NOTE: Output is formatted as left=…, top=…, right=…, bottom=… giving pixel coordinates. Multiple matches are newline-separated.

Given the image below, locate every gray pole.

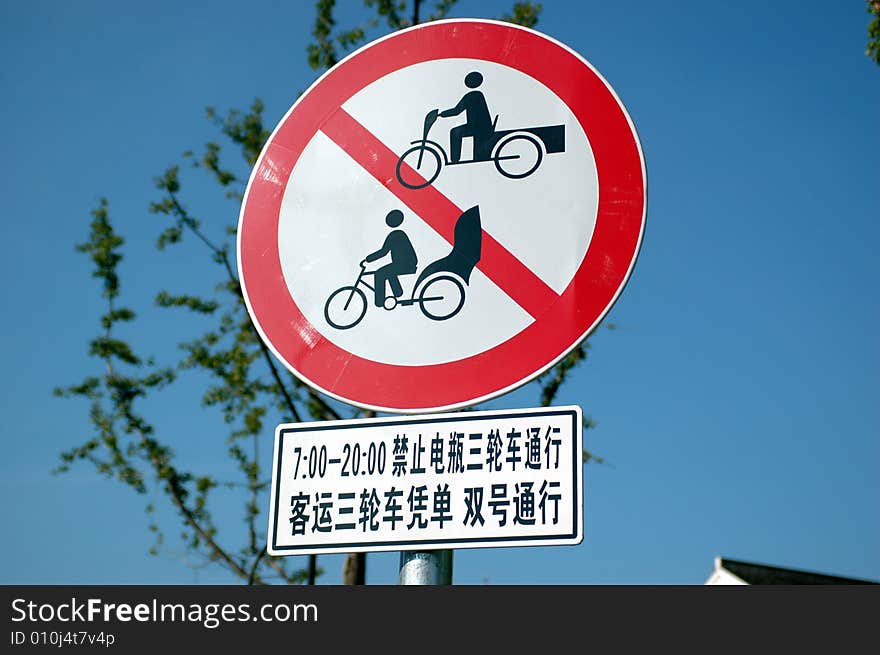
left=399, top=550, right=453, bottom=585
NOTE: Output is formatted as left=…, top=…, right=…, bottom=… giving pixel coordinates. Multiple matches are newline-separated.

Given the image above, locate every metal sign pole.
left=399, top=550, right=453, bottom=585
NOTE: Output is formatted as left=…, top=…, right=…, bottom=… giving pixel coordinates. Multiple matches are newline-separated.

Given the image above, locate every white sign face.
left=277, top=59, right=598, bottom=368
left=267, top=406, right=583, bottom=555
left=238, top=19, right=646, bottom=413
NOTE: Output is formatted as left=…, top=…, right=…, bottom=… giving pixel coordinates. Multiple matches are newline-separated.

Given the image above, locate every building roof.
left=706, top=556, right=879, bottom=585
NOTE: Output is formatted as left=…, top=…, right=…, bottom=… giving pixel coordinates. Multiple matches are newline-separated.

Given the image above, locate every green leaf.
left=501, top=1, right=542, bottom=28
left=155, top=291, right=219, bottom=314
left=868, top=0, right=880, bottom=65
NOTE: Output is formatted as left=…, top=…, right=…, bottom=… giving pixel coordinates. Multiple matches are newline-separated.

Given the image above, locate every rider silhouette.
left=362, top=209, right=418, bottom=308
left=440, top=71, right=493, bottom=163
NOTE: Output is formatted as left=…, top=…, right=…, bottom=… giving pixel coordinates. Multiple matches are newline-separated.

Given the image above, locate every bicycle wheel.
left=397, top=144, right=442, bottom=189
left=494, top=133, right=543, bottom=179
left=324, top=286, right=368, bottom=330
left=418, top=274, right=465, bottom=321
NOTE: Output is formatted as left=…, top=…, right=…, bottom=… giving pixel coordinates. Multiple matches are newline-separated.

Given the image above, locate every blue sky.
left=1, top=0, right=877, bottom=585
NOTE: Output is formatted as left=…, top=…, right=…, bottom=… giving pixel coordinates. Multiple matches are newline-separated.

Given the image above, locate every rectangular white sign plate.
left=267, top=405, right=583, bottom=555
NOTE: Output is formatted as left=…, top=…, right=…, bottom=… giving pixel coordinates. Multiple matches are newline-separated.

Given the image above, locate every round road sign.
left=238, top=19, right=646, bottom=413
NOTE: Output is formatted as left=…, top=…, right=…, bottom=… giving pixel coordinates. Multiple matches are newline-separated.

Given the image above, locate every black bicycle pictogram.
left=324, top=206, right=483, bottom=330
left=395, top=71, right=566, bottom=190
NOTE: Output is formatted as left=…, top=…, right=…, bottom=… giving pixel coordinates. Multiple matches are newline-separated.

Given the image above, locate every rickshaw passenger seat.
left=414, top=206, right=483, bottom=288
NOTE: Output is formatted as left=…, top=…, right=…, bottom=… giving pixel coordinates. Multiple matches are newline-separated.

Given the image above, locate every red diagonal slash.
left=320, top=107, right=559, bottom=321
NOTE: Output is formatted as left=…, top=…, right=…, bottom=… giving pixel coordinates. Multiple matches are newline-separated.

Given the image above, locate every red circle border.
left=239, top=20, right=645, bottom=412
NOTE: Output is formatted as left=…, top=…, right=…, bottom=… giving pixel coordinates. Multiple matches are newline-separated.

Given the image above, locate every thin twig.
left=247, top=546, right=268, bottom=585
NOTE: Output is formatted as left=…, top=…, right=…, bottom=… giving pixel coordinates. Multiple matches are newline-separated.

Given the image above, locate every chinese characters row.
left=288, top=480, right=564, bottom=536
left=289, top=425, right=564, bottom=481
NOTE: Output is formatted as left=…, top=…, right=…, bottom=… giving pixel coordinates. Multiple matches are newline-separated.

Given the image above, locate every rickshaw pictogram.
left=395, top=71, right=566, bottom=190
left=324, top=206, right=483, bottom=330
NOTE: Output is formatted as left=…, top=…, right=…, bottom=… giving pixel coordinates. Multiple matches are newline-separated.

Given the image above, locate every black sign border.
left=270, top=407, right=581, bottom=553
